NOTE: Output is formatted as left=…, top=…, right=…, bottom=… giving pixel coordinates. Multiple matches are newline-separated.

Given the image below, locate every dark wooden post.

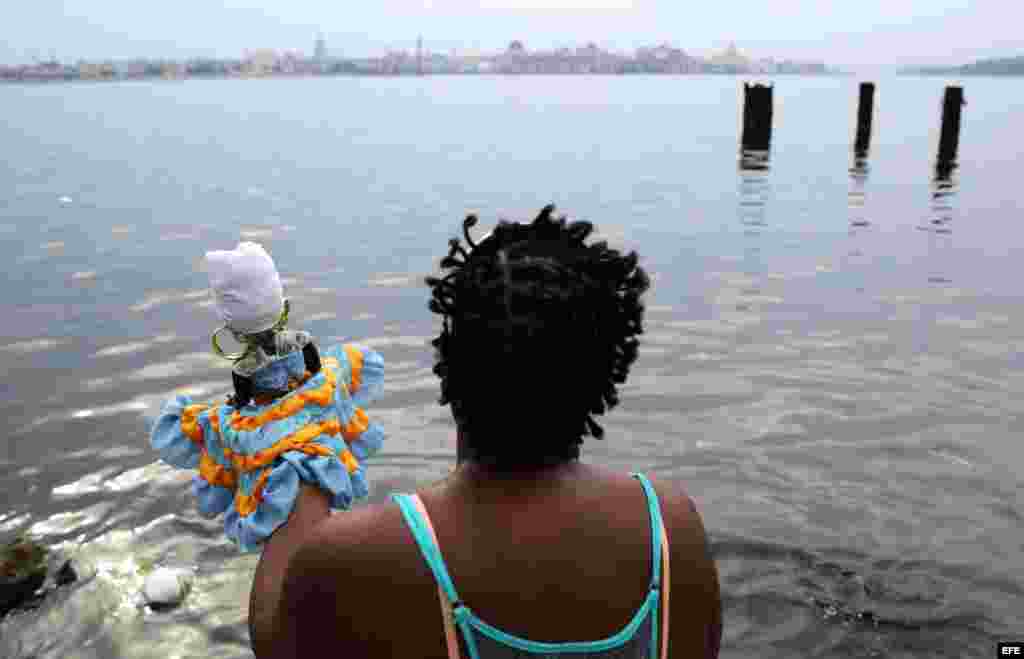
left=937, top=86, right=965, bottom=166
left=854, top=82, right=875, bottom=156
left=741, top=83, right=773, bottom=151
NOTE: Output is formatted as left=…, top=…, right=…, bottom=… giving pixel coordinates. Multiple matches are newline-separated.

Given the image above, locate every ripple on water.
left=357, top=335, right=432, bottom=350
left=302, top=311, right=337, bottom=323
left=92, top=342, right=155, bottom=359
left=159, top=231, right=200, bottom=241
left=239, top=227, right=274, bottom=240
left=82, top=352, right=219, bottom=391
left=0, top=338, right=70, bottom=354
left=367, top=274, right=416, bottom=287
left=713, top=535, right=1005, bottom=657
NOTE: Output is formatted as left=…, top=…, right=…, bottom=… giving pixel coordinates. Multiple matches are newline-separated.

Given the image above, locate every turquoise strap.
left=394, top=478, right=667, bottom=658
left=391, top=493, right=463, bottom=606
left=631, top=473, right=664, bottom=590
left=453, top=607, right=482, bottom=659
left=633, top=473, right=667, bottom=659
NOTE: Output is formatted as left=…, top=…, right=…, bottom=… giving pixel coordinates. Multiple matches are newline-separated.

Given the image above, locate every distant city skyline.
left=2, top=2, right=1022, bottom=72
left=3, top=38, right=827, bottom=65
left=1, top=40, right=835, bottom=83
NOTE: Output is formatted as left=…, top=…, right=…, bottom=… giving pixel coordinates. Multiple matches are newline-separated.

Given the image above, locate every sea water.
left=1, top=75, right=1022, bottom=658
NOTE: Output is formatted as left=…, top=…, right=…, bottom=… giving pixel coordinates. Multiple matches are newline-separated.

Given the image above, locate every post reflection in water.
left=922, top=156, right=958, bottom=285
left=921, top=86, right=964, bottom=284
left=736, top=148, right=770, bottom=311
left=848, top=151, right=870, bottom=230
left=738, top=150, right=770, bottom=232
left=843, top=148, right=872, bottom=293
left=929, top=157, right=957, bottom=235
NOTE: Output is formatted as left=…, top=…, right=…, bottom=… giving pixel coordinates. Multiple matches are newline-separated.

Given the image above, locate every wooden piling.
left=741, top=83, right=773, bottom=151
left=937, top=86, right=965, bottom=166
left=854, top=82, right=875, bottom=156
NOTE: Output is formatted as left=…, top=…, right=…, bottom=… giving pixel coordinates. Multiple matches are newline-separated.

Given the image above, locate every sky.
left=4, top=1, right=1022, bottom=70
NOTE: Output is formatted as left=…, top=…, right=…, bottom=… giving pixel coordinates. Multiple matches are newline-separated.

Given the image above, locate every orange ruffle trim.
left=229, top=357, right=342, bottom=431
left=343, top=344, right=363, bottom=393
left=199, top=452, right=238, bottom=489
left=180, top=404, right=209, bottom=449
left=182, top=352, right=368, bottom=517
left=232, top=432, right=362, bottom=517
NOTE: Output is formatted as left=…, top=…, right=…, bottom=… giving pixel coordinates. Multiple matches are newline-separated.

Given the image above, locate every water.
left=1, top=75, right=1022, bottom=658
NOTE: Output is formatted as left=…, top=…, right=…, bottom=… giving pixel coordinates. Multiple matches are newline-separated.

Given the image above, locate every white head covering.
left=205, top=242, right=284, bottom=334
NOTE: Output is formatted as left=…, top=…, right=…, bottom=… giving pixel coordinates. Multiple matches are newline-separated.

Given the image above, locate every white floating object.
left=59, top=196, right=73, bottom=205
left=142, top=567, right=192, bottom=607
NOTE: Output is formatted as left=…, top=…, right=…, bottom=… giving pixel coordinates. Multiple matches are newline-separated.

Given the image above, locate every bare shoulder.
left=643, top=472, right=715, bottom=575
left=300, top=497, right=422, bottom=573
left=643, top=473, right=722, bottom=658
left=644, top=473, right=703, bottom=536
left=276, top=498, right=447, bottom=658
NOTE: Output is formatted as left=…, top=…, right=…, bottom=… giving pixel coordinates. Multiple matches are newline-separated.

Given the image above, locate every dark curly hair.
left=425, top=205, right=650, bottom=467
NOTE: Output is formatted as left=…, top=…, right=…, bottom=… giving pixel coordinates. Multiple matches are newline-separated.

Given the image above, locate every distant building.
left=278, top=51, right=305, bottom=75
left=116, top=61, right=149, bottom=78
left=161, top=62, right=185, bottom=79
left=711, top=42, right=751, bottom=71
left=186, top=58, right=231, bottom=77
left=243, top=50, right=277, bottom=76
left=315, top=36, right=327, bottom=61
left=634, top=44, right=695, bottom=73
left=78, top=62, right=115, bottom=80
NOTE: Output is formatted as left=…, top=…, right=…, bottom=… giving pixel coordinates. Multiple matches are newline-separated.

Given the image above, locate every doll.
left=150, top=242, right=385, bottom=551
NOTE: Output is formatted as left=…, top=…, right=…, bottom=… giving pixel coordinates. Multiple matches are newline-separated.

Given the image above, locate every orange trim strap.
left=411, top=494, right=462, bottom=659
left=659, top=512, right=670, bottom=659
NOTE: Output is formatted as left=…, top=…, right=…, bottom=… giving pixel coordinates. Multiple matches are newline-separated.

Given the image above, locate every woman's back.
left=266, top=208, right=720, bottom=657
left=294, top=462, right=720, bottom=658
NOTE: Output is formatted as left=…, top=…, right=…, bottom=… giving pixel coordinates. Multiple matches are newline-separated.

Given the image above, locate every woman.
left=250, top=205, right=722, bottom=658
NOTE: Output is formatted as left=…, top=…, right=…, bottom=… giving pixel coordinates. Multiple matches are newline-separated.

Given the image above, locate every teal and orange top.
left=391, top=473, right=673, bottom=659
left=150, top=342, right=385, bottom=552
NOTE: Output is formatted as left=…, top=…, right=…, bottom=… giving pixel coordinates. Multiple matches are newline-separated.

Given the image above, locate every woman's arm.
left=249, top=483, right=331, bottom=656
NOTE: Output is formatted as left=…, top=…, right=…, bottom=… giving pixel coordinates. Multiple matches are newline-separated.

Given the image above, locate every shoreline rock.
left=0, top=570, right=46, bottom=617
left=0, top=536, right=49, bottom=618
left=0, top=537, right=82, bottom=619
